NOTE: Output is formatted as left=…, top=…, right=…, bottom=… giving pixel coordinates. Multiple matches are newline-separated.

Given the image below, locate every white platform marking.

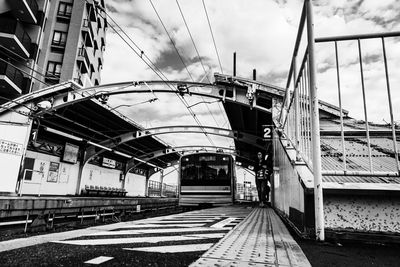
left=84, top=256, right=114, bottom=264
left=123, top=243, right=214, bottom=253
left=88, top=227, right=230, bottom=236
left=53, top=233, right=224, bottom=246
left=116, top=223, right=205, bottom=229
left=144, top=220, right=214, bottom=223
left=210, top=218, right=240, bottom=228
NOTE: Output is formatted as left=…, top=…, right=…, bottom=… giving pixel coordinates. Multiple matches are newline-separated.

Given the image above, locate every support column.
left=233, top=52, right=236, bottom=76
left=145, top=170, right=150, bottom=197
left=306, top=0, right=324, bottom=241
left=159, top=169, right=164, bottom=197
left=293, top=57, right=301, bottom=161
left=75, top=144, right=88, bottom=195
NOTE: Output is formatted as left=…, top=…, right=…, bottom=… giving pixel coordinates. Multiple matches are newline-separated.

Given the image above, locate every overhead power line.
left=148, top=0, right=194, bottom=82
left=97, top=4, right=216, bottom=146
left=0, top=57, right=49, bottom=87
left=175, top=0, right=210, bottom=84
left=175, top=0, right=226, bottom=127
left=202, top=0, right=223, bottom=74
left=150, top=0, right=225, bottom=131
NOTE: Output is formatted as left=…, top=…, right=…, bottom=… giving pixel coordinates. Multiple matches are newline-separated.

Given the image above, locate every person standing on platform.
left=254, top=151, right=272, bottom=207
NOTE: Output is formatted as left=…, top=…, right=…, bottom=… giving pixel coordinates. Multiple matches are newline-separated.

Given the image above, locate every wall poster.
left=47, top=162, right=60, bottom=182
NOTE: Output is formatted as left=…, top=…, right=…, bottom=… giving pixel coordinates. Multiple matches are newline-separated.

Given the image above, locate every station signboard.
left=102, top=157, right=116, bottom=168
left=63, top=143, right=79, bottom=164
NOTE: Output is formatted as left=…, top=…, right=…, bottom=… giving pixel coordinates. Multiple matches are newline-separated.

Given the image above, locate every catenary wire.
left=175, top=0, right=224, bottom=127
left=101, top=4, right=215, bottom=146
left=202, top=0, right=223, bottom=74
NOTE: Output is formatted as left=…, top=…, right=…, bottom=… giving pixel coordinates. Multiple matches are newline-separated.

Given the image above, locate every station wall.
left=273, top=137, right=307, bottom=232
left=125, top=173, right=146, bottom=197
left=80, top=164, right=123, bottom=192
left=324, top=195, right=400, bottom=233
left=22, top=151, right=79, bottom=195
left=21, top=152, right=147, bottom=196
left=0, top=123, right=31, bottom=194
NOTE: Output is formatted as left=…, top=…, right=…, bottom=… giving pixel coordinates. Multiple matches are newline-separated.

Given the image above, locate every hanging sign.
left=262, top=125, right=274, bottom=140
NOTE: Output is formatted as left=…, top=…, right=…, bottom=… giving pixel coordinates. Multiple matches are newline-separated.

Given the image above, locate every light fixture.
left=36, top=100, right=52, bottom=110
left=133, top=157, right=158, bottom=168
left=44, top=127, right=83, bottom=141
left=113, top=150, right=132, bottom=158
left=87, top=141, right=112, bottom=151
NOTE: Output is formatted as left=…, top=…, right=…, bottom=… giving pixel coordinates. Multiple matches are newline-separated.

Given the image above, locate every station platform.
left=0, top=204, right=310, bottom=266
left=191, top=207, right=311, bottom=267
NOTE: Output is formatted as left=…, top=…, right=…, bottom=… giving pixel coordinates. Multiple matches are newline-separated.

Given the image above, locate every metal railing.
left=0, top=61, right=24, bottom=89
left=278, top=0, right=324, bottom=241
left=315, top=32, right=400, bottom=175
left=0, top=17, right=31, bottom=54
left=279, top=0, right=320, bottom=170
left=78, top=46, right=90, bottom=71
left=279, top=0, right=400, bottom=241
left=26, top=0, right=39, bottom=19
left=148, top=180, right=178, bottom=197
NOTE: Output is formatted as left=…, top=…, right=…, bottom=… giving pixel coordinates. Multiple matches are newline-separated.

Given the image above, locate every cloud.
left=101, top=0, right=400, bottom=151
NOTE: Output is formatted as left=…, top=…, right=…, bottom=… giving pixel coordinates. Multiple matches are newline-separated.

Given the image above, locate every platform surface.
left=191, top=207, right=311, bottom=267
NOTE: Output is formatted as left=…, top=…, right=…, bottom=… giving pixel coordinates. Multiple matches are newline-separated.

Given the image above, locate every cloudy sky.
left=100, top=0, right=400, bottom=183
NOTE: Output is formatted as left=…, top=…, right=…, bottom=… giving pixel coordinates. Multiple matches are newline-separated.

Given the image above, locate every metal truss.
left=84, top=125, right=268, bottom=164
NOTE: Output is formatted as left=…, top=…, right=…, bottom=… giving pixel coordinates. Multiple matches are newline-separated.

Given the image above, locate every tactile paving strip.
left=190, top=207, right=311, bottom=267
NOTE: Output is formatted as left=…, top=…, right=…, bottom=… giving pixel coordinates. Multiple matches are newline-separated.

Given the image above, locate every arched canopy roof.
left=0, top=74, right=286, bottom=171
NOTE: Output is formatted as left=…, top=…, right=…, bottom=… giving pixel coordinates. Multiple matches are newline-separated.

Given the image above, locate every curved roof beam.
left=84, top=125, right=268, bottom=163
left=126, top=145, right=255, bottom=173
left=16, top=80, right=282, bottom=116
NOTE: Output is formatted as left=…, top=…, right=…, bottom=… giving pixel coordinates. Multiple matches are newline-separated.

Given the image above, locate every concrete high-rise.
left=0, top=0, right=107, bottom=104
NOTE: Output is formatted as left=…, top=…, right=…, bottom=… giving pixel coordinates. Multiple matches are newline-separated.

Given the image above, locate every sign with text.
left=262, top=125, right=273, bottom=140
left=0, top=139, right=23, bottom=156
left=102, top=157, right=116, bottom=168
left=47, top=162, right=60, bottom=182
left=62, top=143, right=79, bottom=164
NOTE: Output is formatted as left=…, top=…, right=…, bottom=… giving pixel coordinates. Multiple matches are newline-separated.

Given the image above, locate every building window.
left=46, top=61, right=62, bottom=77
left=57, top=2, right=73, bottom=17
left=52, top=31, right=67, bottom=47
left=97, top=18, right=102, bottom=33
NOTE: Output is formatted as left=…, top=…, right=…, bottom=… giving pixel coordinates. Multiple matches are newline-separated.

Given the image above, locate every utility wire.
left=175, top=0, right=223, bottom=127
left=0, top=57, right=50, bottom=87
left=149, top=0, right=194, bottom=82
left=0, top=45, right=70, bottom=85
left=147, top=0, right=216, bottom=145
left=102, top=4, right=215, bottom=146
left=100, top=2, right=225, bottom=131
left=202, top=0, right=223, bottom=74
left=175, top=0, right=210, bottom=84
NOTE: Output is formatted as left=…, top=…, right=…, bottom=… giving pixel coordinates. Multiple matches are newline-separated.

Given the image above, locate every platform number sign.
left=262, top=125, right=273, bottom=140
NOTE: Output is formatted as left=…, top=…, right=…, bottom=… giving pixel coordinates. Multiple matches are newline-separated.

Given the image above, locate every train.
left=178, top=152, right=236, bottom=206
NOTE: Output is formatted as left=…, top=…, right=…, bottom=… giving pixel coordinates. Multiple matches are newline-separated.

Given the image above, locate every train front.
left=178, top=152, right=235, bottom=206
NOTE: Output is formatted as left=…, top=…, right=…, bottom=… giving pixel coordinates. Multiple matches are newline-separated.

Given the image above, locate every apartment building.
left=0, top=0, right=107, bottom=104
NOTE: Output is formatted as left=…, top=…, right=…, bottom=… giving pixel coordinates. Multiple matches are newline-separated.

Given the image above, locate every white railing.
left=278, top=0, right=324, bottom=241
left=315, top=32, right=400, bottom=176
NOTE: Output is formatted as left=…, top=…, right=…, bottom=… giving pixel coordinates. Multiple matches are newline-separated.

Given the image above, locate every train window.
left=180, top=153, right=232, bottom=186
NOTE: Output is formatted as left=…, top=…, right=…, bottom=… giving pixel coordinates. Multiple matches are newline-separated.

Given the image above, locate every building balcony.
left=77, top=47, right=90, bottom=74
left=9, top=0, right=38, bottom=24
left=0, top=61, right=24, bottom=97
left=0, top=17, right=31, bottom=58
left=82, top=19, right=94, bottom=47
left=44, top=71, right=60, bottom=85
left=86, top=1, right=97, bottom=22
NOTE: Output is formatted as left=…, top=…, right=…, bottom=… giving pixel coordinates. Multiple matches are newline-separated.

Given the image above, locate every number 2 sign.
left=262, top=125, right=273, bottom=140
